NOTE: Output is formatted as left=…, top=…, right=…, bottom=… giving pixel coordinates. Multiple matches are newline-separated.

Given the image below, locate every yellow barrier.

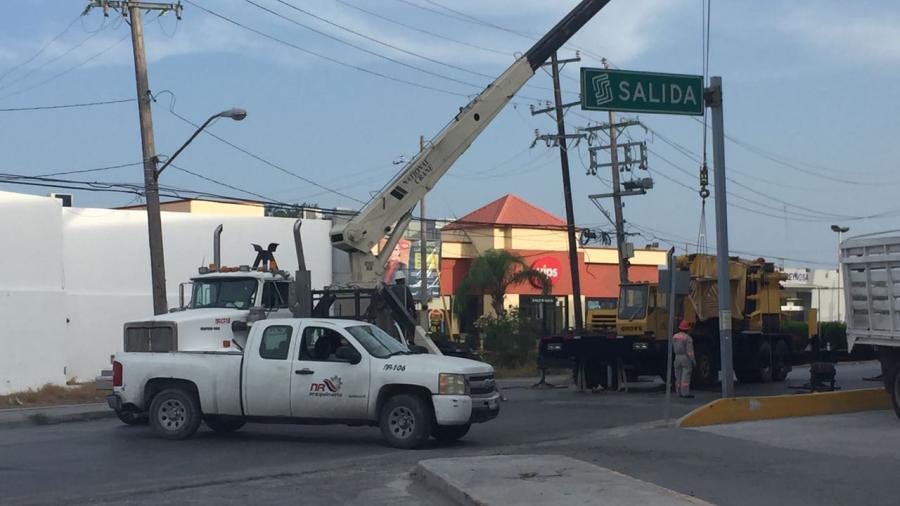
left=678, top=388, right=891, bottom=428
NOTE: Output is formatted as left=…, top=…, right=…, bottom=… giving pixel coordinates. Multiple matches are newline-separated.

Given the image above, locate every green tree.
left=453, top=249, right=551, bottom=317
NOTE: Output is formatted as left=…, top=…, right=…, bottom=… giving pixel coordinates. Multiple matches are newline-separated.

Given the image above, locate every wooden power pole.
left=603, top=59, right=629, bottom=285
left=549, top=52, right=584, bottom=332
left=85, top=1, right=182, bottom=315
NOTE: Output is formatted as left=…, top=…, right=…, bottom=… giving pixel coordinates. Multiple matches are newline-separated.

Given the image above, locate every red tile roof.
left=444, top=194, right=568, bottom=230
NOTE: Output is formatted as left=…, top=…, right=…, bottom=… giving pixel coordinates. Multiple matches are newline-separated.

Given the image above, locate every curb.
left=412, top=462, right=482, bottom=506
left=677, top=387, right=890, bottom=428
left=0, top=404, right=115, bottom=428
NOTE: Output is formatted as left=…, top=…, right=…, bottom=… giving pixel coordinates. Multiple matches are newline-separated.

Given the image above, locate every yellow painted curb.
left=677, top=388, right=891, bottom=428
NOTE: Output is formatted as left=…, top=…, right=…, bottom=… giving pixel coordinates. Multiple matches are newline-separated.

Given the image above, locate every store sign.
left=530, top=256, right=562, bottom=287
left=783, top=269, right=811, bottom=285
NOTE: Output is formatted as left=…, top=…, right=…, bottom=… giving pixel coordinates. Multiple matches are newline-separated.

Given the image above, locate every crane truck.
left=540, top=253, right=807, bottom=389
left=104, top=0, right=615, bottom=442
left=841, top=233, right=900, bottom=419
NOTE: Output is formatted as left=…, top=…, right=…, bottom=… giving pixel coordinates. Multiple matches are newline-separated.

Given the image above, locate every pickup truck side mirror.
left=408, top=345, right=428, bottom=354
left=335, top=345, right=361, bottom=365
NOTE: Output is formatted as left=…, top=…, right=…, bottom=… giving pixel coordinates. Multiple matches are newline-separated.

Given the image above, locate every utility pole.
left=548, top=52, right=584, bottom=332
left=419, top=135, right=429, bottom=328
left=85, top=1, right=182, bottom=316
left=707, top=76, right=734, bottom=398
left=602, top=59, right=628, bottom=285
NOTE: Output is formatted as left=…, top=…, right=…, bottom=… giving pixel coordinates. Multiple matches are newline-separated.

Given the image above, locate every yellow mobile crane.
left=541, top=253, right=811, bottom=389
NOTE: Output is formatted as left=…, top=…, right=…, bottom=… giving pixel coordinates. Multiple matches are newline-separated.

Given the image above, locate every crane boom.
left=330, top=0, right=612, bottom=286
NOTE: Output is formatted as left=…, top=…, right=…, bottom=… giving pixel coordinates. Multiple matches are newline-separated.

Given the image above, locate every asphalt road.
left=0, top=362, right=890, bottom=505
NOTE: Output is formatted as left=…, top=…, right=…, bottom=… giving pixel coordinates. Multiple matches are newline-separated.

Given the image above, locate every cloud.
left=781, top=7, right=900, bottom=64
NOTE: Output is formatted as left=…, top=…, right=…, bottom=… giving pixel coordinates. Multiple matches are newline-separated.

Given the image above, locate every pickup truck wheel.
left=431, top=423, right=470, bottom=442
left=149, top=388, right=202, bottom=440
left=204, top=416, right=245, bottom=433
left=115, top=409, right=148, bottom=425
left=379, top=394, right=432, bottom=449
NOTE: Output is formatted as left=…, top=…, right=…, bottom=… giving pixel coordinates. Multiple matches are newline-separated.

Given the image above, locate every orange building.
left=438, top=194, right=667, bottom=335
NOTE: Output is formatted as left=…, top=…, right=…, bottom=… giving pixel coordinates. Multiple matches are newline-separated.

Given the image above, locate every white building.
left=0, top=191, right=334, bottom=394
left=781, top=267, right=845, bottom=323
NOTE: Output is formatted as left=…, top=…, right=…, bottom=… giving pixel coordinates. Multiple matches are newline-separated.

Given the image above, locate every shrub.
left=474, top=308, right=540, bottom=369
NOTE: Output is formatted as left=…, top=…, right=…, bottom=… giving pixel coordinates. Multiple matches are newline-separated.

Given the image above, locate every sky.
left=1, top=0, right=898, bottom=268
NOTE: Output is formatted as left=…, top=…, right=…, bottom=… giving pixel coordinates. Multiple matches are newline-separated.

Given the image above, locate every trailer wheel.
left=692, top=341, right=716, bottom=387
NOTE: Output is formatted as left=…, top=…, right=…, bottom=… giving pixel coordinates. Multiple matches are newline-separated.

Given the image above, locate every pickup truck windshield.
left=191, top=277, right=258, bottom=309
left=345, top=325, right=409, bottom=359
left=618, top=285, right=649, bottom=320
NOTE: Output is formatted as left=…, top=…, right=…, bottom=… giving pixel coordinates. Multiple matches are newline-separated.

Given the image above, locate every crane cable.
left=695, top=0, right=712, bottom=255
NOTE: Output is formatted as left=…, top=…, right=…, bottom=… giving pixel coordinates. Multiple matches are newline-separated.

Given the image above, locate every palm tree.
left=454, top=249, right=551, bottom=317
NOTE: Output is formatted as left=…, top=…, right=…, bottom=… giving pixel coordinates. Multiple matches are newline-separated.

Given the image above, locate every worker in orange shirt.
left=673, top=320, right=696, bottom=398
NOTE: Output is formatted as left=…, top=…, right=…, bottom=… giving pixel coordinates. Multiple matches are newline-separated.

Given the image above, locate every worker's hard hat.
left=678, top=320, right=691, bottom=331
left=393, top=270, right=407, bottom=281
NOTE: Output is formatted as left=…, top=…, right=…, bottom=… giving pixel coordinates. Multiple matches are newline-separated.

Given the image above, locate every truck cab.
left=123, top=269, right=295, bottom=353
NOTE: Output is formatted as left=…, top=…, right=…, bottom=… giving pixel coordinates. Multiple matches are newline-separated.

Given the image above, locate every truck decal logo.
left=383, top=364, right=406, bottom=372
left=310, top=376, right=343, bottom=397
left=215, top=317, right=231, bottom=324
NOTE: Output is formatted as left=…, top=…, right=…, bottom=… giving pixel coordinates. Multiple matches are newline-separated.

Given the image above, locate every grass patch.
left=0, top=383, right=107, bottom=409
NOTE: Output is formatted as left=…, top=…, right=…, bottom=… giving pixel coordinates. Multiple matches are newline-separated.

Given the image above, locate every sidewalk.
left=0, top=403, right=113, bottom=427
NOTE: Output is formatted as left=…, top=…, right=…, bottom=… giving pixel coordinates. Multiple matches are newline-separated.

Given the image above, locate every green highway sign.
left=581, top=68, right=704, bottom=116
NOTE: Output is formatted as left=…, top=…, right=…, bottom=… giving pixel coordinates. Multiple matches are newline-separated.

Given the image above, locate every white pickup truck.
left=107, top=318, right=500, bottom=448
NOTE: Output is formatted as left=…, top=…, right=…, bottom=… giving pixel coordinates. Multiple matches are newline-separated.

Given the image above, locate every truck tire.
left=431, top=423, right=470, bottom=442
left=115, top=409, right=148, bottom=425
left=736, top=342, right=773, bottom=384
left=204, top=415, right=245, bottom=433
left=772, top=341, right=790, bottom=382
left=379, top=394, right=432, bottom=449
left=149, top=388, right=202, bottom=440
left=693, top=341, right=716, bottom=387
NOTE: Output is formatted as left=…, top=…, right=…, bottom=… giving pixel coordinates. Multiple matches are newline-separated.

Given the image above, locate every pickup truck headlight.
left=438, top=373, right=467, bottom=395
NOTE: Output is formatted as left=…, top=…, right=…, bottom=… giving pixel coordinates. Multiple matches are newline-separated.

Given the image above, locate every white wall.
left=0, top=192, right=68, bottom=393
left=0, top=191, right=335, bottom=393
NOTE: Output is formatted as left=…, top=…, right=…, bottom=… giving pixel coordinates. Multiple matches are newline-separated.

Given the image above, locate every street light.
left=143, top=108, right=246, bottom=315
left=156, top=108, right=247, bottom=176
left=831, top=224, right=849, bottom=321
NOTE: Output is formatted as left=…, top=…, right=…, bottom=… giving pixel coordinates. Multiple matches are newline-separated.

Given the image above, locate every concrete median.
left=413, top=454, right=714, bottom=506
left=678, top=387, right=890, bottom=428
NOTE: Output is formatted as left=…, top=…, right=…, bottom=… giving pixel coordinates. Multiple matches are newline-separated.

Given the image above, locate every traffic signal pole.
left=708, top=76, right=734, bottom=398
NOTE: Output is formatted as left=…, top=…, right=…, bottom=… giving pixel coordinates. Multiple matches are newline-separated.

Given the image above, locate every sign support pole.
left=708, top=76, right=735, bottom=398
left=664, top=247, right=676, bottom=421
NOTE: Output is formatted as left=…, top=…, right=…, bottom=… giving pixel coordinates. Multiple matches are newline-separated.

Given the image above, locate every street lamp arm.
left=155, top=114, right=219, bottom=177
left=155, top=108, right=246, bottom=178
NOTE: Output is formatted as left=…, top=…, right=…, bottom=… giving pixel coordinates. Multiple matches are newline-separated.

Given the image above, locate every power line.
left=161, top=96, right=367, bottom=205
left=184, top=0, right=471, bottom=98
left=0, top=31, right=130, bottom=101
left=0, top=14, right=83, bottom=86
left=0, top=98, right=135, bottom=112
left=333, top=0, right=512, bottom=57
left=272, top=0, right=496, bottom=80
left=245, top=0, right=484, bottom=90
left=168, top=163, right=292, bottom=205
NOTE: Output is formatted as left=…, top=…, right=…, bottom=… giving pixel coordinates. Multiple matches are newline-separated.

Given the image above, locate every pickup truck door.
left=243, top=322, right=298, bottom=417
left=290, top=324, right=370, bottom=420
